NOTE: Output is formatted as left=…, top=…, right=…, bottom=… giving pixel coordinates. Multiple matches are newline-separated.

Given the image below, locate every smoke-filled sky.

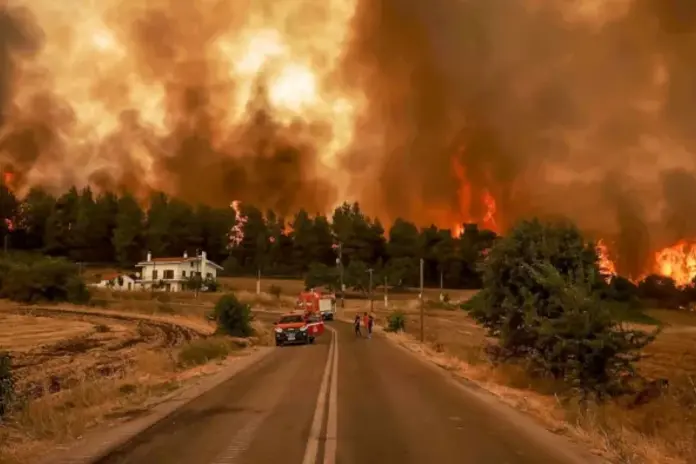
left=1, top=0, right=696, bottom=276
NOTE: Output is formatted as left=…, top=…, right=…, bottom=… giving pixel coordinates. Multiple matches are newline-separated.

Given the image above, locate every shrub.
left=203, top=277, right=219, bottom=292
left=472, top=218, right=657, bottom=398
left=0, top=352, right=15, bottom=418
left=177, top=338, right=233, bottom=367
left=183, top=275, right=219, bottom=293
left=524, top=262, right=657, bottom=398
left=268, top=284, right=282, bottom=299
left=0, top=255, right=90, bottom=304
left=386, top=311, right=406, bottom=332
left=214, top=294, right=253, bottom=337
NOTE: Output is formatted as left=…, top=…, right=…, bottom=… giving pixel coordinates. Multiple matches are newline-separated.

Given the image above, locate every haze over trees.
left=0, top=185, right=498, bottom=290
left=1, top=183, right=695, bottom=306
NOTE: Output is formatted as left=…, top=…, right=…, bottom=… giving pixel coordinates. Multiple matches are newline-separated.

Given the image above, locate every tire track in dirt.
left=5, top=306, right=209, bottom=344
left=1, top=306, right=210, bottom=399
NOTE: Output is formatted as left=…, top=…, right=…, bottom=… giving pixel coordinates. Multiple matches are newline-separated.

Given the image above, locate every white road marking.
left=302, top=328, right=336, bottom=464
left=323, top=328, right=338, bottom=464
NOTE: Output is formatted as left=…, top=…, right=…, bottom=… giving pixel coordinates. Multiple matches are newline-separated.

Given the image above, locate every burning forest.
left=1, top=0, right=696, bottom=283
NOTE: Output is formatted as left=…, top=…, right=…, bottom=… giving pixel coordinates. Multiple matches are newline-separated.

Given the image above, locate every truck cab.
left=273, top=311, right=324, bottom=347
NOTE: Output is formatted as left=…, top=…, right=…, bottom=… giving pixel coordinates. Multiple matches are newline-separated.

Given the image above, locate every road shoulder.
left=377, top=328, right=606, bottom=464
left=42, top=347, right=273, bottom=464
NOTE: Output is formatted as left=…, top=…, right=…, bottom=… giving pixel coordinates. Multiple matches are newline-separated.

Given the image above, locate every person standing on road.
left=362, top=312, right=369, bottom=339
left=354, top=314, right=362, bottom=337
left=367, top=312, right=374, bottom=339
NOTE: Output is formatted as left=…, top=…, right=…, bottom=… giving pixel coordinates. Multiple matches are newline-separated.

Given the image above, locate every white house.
left=135, top=251, right=223, bottom=292
left=93, top=273, right=139, bottom=291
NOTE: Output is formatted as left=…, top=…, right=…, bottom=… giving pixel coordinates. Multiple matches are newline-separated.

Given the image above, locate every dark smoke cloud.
left=0, top=0, right=335, bottom=216
left=2, top=0, right=696, bottom=276
left=344, top=0, right=696, bottom=274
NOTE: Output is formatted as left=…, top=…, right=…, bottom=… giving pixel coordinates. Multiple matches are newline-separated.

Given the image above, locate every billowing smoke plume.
left=347, top=0, right=696, bottom=277
left=1, top=0, right=696, bottom=277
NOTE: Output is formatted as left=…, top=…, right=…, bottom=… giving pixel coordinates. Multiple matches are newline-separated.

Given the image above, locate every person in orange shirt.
left=363, top=312, right=370, bottom=339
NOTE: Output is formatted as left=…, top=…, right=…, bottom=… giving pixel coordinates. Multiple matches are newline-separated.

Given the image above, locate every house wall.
left=97, top=276, right=137, bottom=291
left=139, top=259, right=218, bottom=292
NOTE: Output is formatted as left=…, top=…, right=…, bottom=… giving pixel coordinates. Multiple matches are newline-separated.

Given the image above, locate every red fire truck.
left=296, top=289, right=335, bottom=321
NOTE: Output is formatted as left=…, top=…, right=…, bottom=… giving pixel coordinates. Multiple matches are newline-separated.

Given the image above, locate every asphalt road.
left=95, top=320, right=600, bottom=464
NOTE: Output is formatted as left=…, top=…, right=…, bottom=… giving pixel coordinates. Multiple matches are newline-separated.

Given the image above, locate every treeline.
left=0, top=185, right=497, bottom=289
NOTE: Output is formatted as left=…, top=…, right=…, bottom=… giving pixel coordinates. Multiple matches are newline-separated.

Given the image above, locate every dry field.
left=0, top=302, right=271, bottom=464
left=372, top=299, right=696, bottom=464
left=220, top=276, right=478, bottom=302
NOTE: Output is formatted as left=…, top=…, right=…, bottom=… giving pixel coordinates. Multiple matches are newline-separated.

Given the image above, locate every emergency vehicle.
left=273, top=312, right=325, bottom=346
left=296, top=289, right=336, bottom=321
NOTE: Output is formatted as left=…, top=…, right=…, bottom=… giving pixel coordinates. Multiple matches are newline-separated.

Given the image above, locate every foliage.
left=214, top=294, right=253, bottom=337
left=386, top=311, right=406, bottom=332
left=177, top=338, right=235, bottom=367
left=472, top=219, right=656, bottom=398
left=304, top=262, right=340, bottom=291
left=637, top=274, right=687, bottom=309
left=183, top=275, right=219, bottom=293
left=0, top=352, right=14, bottom=418
left=269, top=284, right=282, bottom=298
left=2, top=186, right=504, bottom=290
left=4, top=186, right=691, bottom=306
left=523, top=262, right=657, bottom=398
left=0, top=254, right=90, bottom=304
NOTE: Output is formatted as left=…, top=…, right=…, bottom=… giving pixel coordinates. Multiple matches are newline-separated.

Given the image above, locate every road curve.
left=93, top=321, right=600, bottom=464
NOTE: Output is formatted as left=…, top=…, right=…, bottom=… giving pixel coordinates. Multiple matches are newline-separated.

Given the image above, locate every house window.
left=206, top=272, right=212, bottom=279
left=152, top=270, right=158, bottom=280
left=196, top=272, right=202, bottom=277
left=190, top=262, right=194, bottom=268
left=164, top=270, right=174, bottom=279
left=182, top=271, right=186, bottom=278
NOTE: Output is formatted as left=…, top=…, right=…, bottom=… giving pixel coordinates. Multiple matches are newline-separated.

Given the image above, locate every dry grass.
left=381, top=302, right=696, bottom=464
left=0, top=314, right=95, bottom=351
left=0, top=302, right=271, bottom=464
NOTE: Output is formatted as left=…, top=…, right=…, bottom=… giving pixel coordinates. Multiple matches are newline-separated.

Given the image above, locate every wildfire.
left=1, top=0, right=362, bottom=199
left=228, top=200, right=247, bottom=248
left=2, top=172, right=14, bottom=190
left=451, top=157, right=499, bottom=237
left=596, top=239, right=616, bottom=281
left=655, top=241, right=696, bottom=287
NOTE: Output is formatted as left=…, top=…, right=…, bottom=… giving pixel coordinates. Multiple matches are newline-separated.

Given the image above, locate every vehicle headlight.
left=274, top=327, right=283, bottom=333
left=300, top=326, right=307, bottom=332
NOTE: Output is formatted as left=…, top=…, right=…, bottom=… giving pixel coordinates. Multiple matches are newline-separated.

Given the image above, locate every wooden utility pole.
left=420, top=258, right=424, bottom=342
left=440, top=269, right=444, bottom=302
left=367, top=268, right=374, bottom=312
left=337, top=243, right=345, bottom=308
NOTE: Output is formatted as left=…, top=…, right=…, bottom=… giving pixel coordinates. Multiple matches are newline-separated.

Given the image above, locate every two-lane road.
left=96, top=321, right=600, bottom=464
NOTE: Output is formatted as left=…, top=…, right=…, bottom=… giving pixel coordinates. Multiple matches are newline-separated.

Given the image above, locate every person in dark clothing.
left=367, top=313, right=374, bottom=339
left=354, top=314, right=362, bottom=337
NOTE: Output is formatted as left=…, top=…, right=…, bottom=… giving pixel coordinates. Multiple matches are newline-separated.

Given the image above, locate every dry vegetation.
left=370, top=298, right=696, bottom=464
left=0, top=297, right=272, bottom=464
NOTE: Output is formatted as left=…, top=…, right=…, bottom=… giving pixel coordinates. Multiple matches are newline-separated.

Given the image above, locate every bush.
left=471, top=218, right=657, bottom=398
left=0, top=352, right=15, bottom=418
left=0, top=255, right=90, bottom=304
left=177, top=338, right=234, bottom=367
left=524, top=263, right=657, bottom=398
left=183, top=275, right=220, bottom=293
left=386, top=311, right=406, bottom=332
left=214, top=294, right=253, bottom=337
left=268, top=284, right=282, bottom=299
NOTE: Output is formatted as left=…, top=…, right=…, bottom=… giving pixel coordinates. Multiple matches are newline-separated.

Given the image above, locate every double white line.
left=302, top=327, right=338, bottom=464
